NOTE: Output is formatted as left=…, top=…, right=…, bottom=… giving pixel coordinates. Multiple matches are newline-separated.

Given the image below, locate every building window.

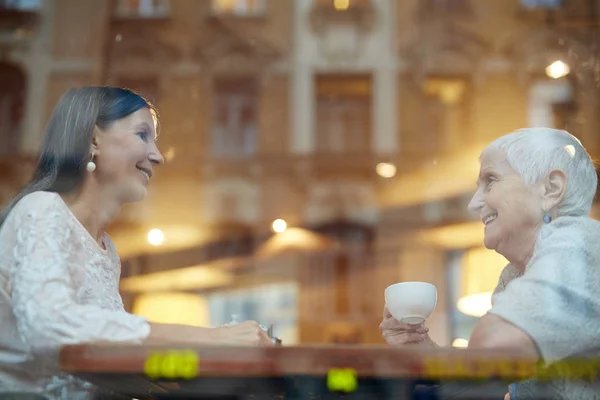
left=528, top=79, right=573, bottom=129
left=0, top=0, right=41, bottom=10
left=203, top=179, right=260, bottom=224
left=450, top=248, right=509, bottom=347
left=211, top=78, right=257, bottom=159
left=211, top=0, right=266, bottom=17
left=208, top=283, right=298, bottom=344
left=115, top=0, right=169, bottom=18
left=315, top=75, right=371, bottom=154
left=520, top=0, right=563, bottom=9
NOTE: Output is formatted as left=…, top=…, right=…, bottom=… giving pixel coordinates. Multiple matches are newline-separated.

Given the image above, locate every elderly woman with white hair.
left=380, top=127, right=600, bottom=399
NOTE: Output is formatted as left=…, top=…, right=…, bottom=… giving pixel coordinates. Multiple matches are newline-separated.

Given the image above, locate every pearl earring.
left=542, top=210, right=552, bottom=224
left=86, top=154, right=96, bottom=172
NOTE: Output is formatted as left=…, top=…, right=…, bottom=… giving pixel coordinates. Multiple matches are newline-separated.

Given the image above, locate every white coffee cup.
left=384, top=282, right=437, bottom=325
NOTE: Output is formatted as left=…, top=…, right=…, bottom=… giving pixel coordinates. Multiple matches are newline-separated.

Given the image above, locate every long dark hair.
left=0, top=86, right=155, bottom=227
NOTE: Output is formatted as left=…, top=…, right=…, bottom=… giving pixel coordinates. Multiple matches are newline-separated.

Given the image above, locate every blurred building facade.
left=1, top=0, right=600, bottom=345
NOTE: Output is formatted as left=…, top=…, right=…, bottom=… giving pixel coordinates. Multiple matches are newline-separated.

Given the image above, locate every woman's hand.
left=217, top=320, right=273, bottom=346
left=379, top=306, right=430, bottom=347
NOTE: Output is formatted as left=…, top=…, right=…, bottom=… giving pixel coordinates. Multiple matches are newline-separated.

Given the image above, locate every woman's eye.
left=137, top=131, right=148, bottom=141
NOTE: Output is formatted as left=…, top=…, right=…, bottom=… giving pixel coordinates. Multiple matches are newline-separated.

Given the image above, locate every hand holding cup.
left=380, top=282, right=437, bottom=347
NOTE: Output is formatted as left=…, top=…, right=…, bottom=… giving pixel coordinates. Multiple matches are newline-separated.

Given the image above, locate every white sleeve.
left=10, top=200, right=150, bottom=355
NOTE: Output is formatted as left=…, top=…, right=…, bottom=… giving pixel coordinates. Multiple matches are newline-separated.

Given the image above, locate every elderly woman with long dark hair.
left=380, top=128, right=600, bottom=399
left=0, top=87, right=272, bottom=400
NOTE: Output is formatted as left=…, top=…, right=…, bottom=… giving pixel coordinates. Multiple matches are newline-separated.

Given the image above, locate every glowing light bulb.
left=272, top=219, right=287, bottom=233
left=147, top=228, right=165, bottom=246
left=545, top=60, right=570, bottom=79
left=376, top=162, right=397, bottom=178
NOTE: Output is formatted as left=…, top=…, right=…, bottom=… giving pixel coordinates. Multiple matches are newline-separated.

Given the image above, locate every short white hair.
left=483, top=127, right=598, bottom=217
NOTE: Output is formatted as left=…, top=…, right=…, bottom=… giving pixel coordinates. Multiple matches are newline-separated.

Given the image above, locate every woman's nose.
left=149, top=146, right=164, bottom=165
left=467, top=192, right=483, bottom=212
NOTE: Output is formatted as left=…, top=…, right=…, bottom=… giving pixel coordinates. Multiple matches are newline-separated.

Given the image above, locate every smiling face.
left=468, top=147, right=545, bottom=260
left=92, top=107, right=164, bottom=204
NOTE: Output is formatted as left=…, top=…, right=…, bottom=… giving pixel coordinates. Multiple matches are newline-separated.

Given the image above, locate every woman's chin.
left=123, top=186, right=147, bottom=204
left=482, top=234, right=497, bottom=251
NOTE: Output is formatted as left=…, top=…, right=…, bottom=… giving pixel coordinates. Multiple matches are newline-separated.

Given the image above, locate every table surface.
left=58, top=344, right=544, bottom=399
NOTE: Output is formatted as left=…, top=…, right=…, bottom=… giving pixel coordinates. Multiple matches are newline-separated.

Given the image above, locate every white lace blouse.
left=0, top=191, right=151, bottom=399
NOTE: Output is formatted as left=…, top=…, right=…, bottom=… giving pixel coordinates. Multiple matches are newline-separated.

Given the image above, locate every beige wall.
left=470, top=73, right=530, bottom=143
left=158, top=75, right=211, bottom=159
left=53, top=0, right=109, bottom=61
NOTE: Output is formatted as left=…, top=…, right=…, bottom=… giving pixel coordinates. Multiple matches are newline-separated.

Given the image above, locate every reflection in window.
left=211, top=0, right=266, bottom=16
left=447, top=250, right=477, bottom=347
left=449, top=247, right=510, bottom=347
left=208, top=282, right=298, bottom=344
left=118, top=76, right=160, bottom=105
left=219, top=192, right=239, bottom=221
left=520, top=0, right=563, bottom=9
left=528, top=79, right=573, bottom=129
left=202, top=178, right=260, bottom=225
left=314, top=0, right=371, bottom=10
left=211, top=78, right=257, bottom=158
left=203, top=179, right=261, bottom=224
left=315, top=75, right=371, bottom=154
left=0, top=0, right=41, bottom=10
left=115, top=0, right=169, bottom=18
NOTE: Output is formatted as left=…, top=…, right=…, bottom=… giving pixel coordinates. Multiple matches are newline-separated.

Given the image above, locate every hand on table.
left=379, top=306, right=432, bottom=347
left=218, top=320, right=274, bottom=346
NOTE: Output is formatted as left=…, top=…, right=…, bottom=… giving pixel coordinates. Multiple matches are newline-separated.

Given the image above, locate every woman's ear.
left=90, top=125, right=101, bottom=156
left=543, top=169, right=567, bottom=211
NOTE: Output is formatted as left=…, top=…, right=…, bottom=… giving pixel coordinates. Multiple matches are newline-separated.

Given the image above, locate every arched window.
left=0, top=62, right=26, bottom=155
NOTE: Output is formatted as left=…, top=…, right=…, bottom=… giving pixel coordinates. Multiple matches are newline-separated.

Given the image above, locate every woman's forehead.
left=117, top=108, right=156, bottom=132
left=479, top=147, right=512, bottom=173
left=128, top=107, right=154, bottom=124
left=480, top=147, right=503, bottom=165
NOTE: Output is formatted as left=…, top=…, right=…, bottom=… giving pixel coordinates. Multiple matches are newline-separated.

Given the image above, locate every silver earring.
left=86, top=153, right=96, bottom=172
left=543, top=209, right=552, bottom=224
